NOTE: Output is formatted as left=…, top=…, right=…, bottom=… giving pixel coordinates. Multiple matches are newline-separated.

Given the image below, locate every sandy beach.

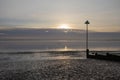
left=0, top=58, right=120, bottom=80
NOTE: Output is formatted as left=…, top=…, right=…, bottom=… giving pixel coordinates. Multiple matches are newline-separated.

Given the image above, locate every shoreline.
left=0, top=51, right=120, bottom=80
left=0, top=50, right=120, bottom=53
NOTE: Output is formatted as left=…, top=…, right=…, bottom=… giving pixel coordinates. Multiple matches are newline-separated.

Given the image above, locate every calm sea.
left=0, top=29, right=120, bottom=52
left=0, top=39, right=120, bottom=52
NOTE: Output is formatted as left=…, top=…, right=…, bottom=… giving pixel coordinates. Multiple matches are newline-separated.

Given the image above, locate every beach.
left=0, top=53, right=120, bottom=80
left=0, top=0, right=120, bottom=80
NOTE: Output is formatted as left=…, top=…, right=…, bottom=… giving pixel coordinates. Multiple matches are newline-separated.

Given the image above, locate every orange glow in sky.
left=57, top=24, right=71, bottom=29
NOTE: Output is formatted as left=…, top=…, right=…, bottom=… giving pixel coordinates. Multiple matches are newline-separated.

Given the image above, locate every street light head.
left=85, top=20, right=90, bottom=24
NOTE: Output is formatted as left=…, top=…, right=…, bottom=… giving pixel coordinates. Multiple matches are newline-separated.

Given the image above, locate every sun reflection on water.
left=64, top=45, right=68, bottom=51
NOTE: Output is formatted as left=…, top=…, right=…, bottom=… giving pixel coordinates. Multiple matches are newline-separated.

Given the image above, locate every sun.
left=58, top=24, right=71, bottom=29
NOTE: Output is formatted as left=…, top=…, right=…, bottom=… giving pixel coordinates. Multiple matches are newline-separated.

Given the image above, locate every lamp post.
left=85, top=20, right=90, bottom=57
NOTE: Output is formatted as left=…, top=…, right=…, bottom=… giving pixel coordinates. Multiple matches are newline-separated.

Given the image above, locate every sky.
left=0, top=0, right=120, bottom=32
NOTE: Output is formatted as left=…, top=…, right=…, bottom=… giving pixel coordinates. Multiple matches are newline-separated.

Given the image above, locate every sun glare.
left=58, top=24, right=71, bottom=29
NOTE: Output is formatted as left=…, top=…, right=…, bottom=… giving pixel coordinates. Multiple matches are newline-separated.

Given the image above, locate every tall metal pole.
left=85, top=20, right=90, bottom=57
left=86, top=24, right=88, bottom=50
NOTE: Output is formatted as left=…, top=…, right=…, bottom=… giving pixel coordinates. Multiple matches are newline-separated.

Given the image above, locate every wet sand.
left=0, top=59, right=120, bottom=80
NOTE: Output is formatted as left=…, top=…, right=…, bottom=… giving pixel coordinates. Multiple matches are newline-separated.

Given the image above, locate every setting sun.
left=58, top=24, right=71, bottom=29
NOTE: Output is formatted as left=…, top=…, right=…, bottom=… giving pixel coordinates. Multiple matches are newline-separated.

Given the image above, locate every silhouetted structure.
left=85, top=20, right=90, bottom=58
left=88, top=52, right=120, bottom=61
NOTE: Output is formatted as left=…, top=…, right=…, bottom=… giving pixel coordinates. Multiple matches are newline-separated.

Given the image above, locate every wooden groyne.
left=87, top=52, right=120, bottom=61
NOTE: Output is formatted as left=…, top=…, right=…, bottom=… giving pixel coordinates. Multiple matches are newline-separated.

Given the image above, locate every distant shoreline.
left=0, top=50, right=120, bottom=54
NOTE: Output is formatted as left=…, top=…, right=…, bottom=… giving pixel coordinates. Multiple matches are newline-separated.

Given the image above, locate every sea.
left=0, top=29, right=120, bottom=52
left=0, top=29, right=120, bottom=61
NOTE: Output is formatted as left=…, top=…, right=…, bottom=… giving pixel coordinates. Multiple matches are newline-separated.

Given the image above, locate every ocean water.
left=0, top=29, right=120, bottom=61
left=0, top=39, right=120, bottom=52
left=0, top=29, right=120, bottom=52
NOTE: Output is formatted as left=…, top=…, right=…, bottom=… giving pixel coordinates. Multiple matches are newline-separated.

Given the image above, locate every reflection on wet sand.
left=0, top=51, right=86, bottom=62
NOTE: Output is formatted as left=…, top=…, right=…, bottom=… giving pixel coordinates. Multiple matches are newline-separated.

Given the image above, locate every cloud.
left=0, top=0, right=120, bottom=32
left=0, top=33, right=6, bottom=35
